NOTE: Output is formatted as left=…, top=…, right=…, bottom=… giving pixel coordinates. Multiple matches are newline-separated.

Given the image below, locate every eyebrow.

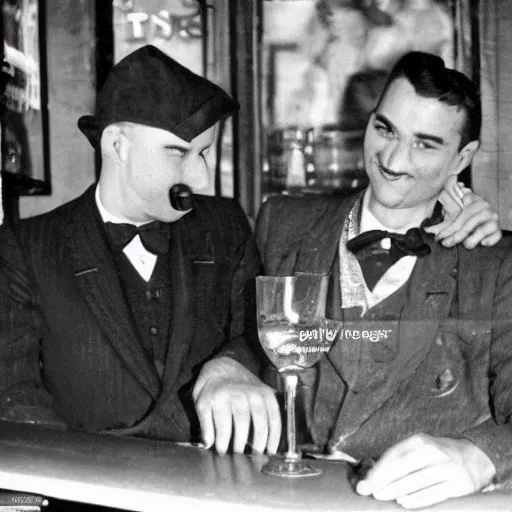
left=374, top=113, right=446, bottom=146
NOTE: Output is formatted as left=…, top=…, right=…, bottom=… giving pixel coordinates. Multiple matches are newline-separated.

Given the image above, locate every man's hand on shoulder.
left=424, top=184, right=502, bottom=249
left=355, top=433, right=496, bottom=509
left=192, top=356, right=281, bottom=455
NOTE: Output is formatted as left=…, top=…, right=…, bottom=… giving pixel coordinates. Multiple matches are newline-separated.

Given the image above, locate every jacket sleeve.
left=214, top=201, right=264, bottom=376
left=0, top=221, right=65, bottom=428
left=462, top=242, right=512, bottom=488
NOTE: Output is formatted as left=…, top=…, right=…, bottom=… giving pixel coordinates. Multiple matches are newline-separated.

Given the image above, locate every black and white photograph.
left=0, top=1, right=511, bottom=511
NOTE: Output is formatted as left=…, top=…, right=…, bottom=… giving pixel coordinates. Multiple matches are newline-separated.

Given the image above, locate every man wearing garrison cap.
left=0, top=45, right=279, bottom=444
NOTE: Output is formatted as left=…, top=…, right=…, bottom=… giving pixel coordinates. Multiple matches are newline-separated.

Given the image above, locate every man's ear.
left=454, top=140, right=479, bottom=175
left=100, top=124, right=129, bottom=163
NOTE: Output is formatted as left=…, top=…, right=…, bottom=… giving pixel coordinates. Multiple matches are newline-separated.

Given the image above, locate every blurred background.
left=0, top=0, right=510, bottom=228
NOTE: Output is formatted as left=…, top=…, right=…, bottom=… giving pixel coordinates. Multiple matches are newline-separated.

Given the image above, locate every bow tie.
left=104, top=221, right=171, bottom=255
left=346, top=228, right=431, bottom=291
left=346, top=228, right=431, bottom=257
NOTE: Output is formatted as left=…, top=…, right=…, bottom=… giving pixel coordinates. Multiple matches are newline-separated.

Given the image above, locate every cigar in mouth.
left=169, top=184, right=194, bottom=211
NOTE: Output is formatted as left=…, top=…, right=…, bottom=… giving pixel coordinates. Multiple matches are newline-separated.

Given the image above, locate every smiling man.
left=363, top=56, right=480, bottom=230
left=263, top=52, right=511, bottom=507
left=196, top=51, right=512, bottom=509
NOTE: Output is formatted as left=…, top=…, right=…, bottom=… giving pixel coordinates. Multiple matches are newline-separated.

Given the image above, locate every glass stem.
left=283, top=373, right=299, bottom=460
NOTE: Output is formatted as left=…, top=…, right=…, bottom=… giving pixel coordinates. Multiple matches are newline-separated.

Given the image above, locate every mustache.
left=169, top=184, right=194, bottom=211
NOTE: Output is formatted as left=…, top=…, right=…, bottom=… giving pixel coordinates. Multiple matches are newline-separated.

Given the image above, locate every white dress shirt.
left=357, top=189, right=418, bottom=307
left=95, top=186, right=157, bottom=282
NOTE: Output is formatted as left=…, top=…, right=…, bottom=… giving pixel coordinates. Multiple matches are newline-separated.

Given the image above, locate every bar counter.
left=0, top=421, right=509, bottom=511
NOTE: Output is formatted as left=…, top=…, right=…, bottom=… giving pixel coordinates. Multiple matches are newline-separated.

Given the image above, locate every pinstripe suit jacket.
left=0, top=185, right=261, bottom=441
left=256, top=193, right=512, bottom=487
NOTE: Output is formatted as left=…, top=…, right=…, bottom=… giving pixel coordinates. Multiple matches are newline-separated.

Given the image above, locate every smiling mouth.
left=379, top=165, right=410, bottom=181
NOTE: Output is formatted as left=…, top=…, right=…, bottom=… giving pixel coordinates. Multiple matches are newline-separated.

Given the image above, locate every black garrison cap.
left=78, top=45, right=239, bottom=149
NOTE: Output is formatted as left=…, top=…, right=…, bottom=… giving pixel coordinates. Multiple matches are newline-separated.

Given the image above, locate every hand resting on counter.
left=193, top=357, right=282, bottom=455
left=355, top=433, right=496, bottom=509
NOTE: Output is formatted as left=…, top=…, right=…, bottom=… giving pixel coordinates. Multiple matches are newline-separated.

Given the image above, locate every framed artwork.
left=263, top=0, right=458, bottom=132
left=1, top=0, right=50, bottom=195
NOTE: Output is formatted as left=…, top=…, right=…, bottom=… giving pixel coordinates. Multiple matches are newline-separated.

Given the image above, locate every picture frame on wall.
left=1, top=0, right=50, bottom=195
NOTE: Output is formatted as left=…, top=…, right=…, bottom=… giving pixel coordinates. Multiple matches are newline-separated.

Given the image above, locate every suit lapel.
left=293, top=196, right=357, bottom=275
left=159, top=217, right=198, bottom=394
left=330, top=239, right=459, bottom=443
left=65, top=188, right=160, bottom=399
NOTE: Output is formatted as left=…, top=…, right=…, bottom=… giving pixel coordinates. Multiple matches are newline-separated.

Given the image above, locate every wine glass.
left=256, top=273, right=342, bottom=477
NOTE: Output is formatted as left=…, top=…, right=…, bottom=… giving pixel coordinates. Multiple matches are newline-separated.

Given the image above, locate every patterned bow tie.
left=104, top=221, right=171, bottom=255
left=346, top=228, right=431, bottom=291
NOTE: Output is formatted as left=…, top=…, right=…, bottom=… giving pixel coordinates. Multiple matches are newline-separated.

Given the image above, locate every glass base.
left=261, top=456, right=322, bottom=478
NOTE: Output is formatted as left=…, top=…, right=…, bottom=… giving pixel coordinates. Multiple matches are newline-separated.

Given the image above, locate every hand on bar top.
left=424, top=182, right=502, bottom=249
left=355, top=433, right=496, bottom=509
left=193, top=356, right=282, bottom=456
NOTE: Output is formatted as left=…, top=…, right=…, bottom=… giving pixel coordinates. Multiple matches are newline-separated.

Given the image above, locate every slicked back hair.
left=377, top=52, right=481, bottom=149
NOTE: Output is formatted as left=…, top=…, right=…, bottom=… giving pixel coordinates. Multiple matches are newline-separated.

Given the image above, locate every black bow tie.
left=346, top=228, right=432, bottom=257
left=104, top=221, right=171, bottom=255
left=346, top=228, right=431, bottom=291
